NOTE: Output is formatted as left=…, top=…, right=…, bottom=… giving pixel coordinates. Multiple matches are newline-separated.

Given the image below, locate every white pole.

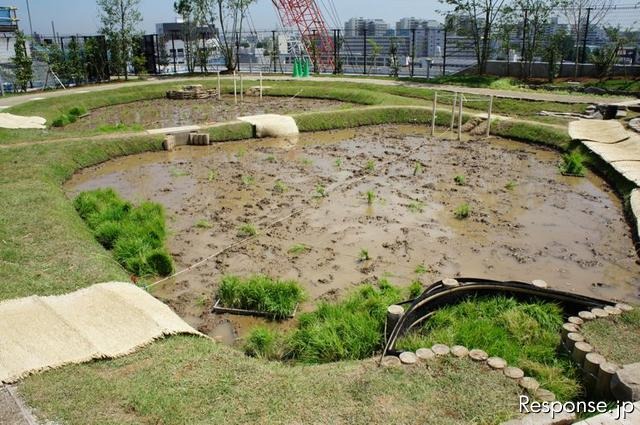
left=486, top=95, right=493, bottom=138
left=450, top=92, right=457, bottom=134
left=259, top=71, right=263, bottom=102
left=233, top=71, right=237, bottom=105
left=431, top=92, right=437, bottom=137
left=457, top=94, right=463, bottom=141
left=217, top=71, right=221, bottom=100
left=240, top=73, right=244, bottom=103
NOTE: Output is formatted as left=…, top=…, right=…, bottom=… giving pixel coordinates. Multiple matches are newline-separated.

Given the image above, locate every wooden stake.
left=431, top=92, right=437, bottom=136
left=259, top=71, right=263, bottom=102
left=486, top=95, right=493, bottom=137
left=233, top=72, right=237, bottom=105
left=240, top=73, right=244, bottom=103
left=217, top=71, right=221, bottom=100
left=385, top=305, right=404, bottom=343
left=450, top=92, right=457, bottom=133
left=457, top=94, right=463, bottom=141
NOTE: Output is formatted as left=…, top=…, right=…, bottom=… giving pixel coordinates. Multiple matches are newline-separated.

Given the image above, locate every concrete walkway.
left=0, top=74, right=636, bottom=109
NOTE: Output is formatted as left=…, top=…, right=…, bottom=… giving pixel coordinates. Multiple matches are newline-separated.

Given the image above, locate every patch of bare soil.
left=65, top=125, right=640, bottom=344
left=64, top=95, right=348, bottom=131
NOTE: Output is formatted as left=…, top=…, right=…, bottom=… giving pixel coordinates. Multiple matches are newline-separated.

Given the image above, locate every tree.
left=590, top=25, right=628, bottom=79
left=542, top=27, right=573, bottom=81
left=440, top=0, right=508, bottom=74
left=12, top=31, right=32, bottom=92
left=561, top=0, right=613, bottom=77
left=84, top=37, right=110, bottom=82
left=389, top=37, right=400, bottom=77
left=174, top=0, right=201, bottom=73
left=67, top=37, right=86, bottom=85
left=97, top=0, right=142, bottom=80
left=185, top=0, right=257, bottom=73
left=368, top=39, right=381, bottom=74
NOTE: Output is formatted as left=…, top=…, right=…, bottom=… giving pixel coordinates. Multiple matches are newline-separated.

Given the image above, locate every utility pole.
left=410, top=28, right=416, bottom=77
left=272, top=30, right=277, bottom=73
left=521, top=8, right=528, bottom=61
left=333, top=29, right=339, bottom=74
left=442, top=17, right=448, bottom=76
left=171, top=30, right=177, bottom=74
left=363, top=27, right=367, bottom=75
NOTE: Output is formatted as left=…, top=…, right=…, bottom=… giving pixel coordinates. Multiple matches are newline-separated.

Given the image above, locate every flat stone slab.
left=501, top=411, right=576, bottom=425
left=238, top=113, right=299, bottom=138
left=631, top=190, right=640, bottom=237
left=569, top=120, right=630, bottom=144
left=608, top=161, right=640, bottom=186
left=572, top=401, right=640, bottom=424
left=147, top=125, right=201, bottom=135
left=0, top=113, right=46, bottom=129
left=611, top=362, right=640, bottom=402
left=584, top=137, right=640, bottom=163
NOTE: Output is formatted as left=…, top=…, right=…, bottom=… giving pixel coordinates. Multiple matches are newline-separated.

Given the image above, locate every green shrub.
left=454, top=203, right=471, bottom=219
left=408, top=280, right=423, bottom=298
left=74, top=188, right=173, bottom=277
left=218, top=275, right=304, bottom=319
left=559, top=151, right=585, bottom=176
left=244, top=327, right=289, bottom=360
left=395, top=296, right=579, bottom=400
left=51, top=114, right=70, bottom=127
left=68, top=106, right=87, bottom=117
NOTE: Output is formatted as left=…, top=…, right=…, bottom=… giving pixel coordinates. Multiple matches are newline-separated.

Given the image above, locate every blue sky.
left=14, top=0, right=446, bottom=36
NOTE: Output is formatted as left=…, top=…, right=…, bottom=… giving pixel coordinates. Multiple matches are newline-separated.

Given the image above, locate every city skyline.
left=14, top=0, right=446, bottom=36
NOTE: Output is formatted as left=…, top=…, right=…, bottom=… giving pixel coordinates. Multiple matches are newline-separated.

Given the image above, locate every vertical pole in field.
left=233, top=72, right=237, bottom=105
left=457, top=94, right=463, bottom=141
left=217, top=71, right=221, bottom=100
left=259, top=71, right=263, bottom=102
left=450, top=92, right=457, bottom=133
left=410, top=28, right=416, bottom=78
left=272, top=30, right=277, bottom=73
left=240, top=73, right=244, bottom=103
left=486, top=95, right=493, bottom=137
left=431, top=92, right=438, bottom=137
left=363, top=27, right=367, bottom=75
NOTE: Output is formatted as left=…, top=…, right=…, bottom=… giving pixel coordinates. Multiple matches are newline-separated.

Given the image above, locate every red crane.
left=271, top=0, right=335, bottom=70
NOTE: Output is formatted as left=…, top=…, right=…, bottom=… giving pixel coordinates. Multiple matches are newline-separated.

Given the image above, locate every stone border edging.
left=559, top=303, right=635, bottom=400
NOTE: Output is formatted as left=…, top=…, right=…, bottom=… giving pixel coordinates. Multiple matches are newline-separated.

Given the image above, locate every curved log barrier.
left=382, top=278, right=615, bottom=358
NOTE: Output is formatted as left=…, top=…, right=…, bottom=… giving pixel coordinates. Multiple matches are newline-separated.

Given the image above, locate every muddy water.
left=65, top=125, right=640, bottom=345
left=64, top=96, right=348, bottom=131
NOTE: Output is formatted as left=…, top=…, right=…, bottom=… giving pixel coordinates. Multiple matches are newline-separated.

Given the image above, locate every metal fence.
left=0, top=5, right=639, bottom=92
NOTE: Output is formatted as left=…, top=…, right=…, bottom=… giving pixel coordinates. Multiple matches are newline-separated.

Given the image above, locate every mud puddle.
left=65, top=125, right=640, bottom=345
left=64, top=95, right=348, bottom=131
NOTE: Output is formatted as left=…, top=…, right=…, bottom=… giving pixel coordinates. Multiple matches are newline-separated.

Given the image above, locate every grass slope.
left=581, top=309, right=640, bottom=365
left=20, top=335, right=522, bottom=425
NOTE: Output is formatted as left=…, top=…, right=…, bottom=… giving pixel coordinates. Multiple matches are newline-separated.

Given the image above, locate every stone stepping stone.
left=487, top=357, right=507, bottom=370
left=604, top=305, right=622, bottom=315
left=381, top=355, right=401, bottom=367
left=432, top=344, right=450, bottom=356
left=567, top=316, right=584, bottom=325
left=534, top=388, right=556, bottom=402
left=416, top=348, right=435, bottom=361
left=611, top=362, right=640, bottom=402
left=399, top=351, right=417, bottom=365
left=451, top=345, right=469, bottom=358
left=531, top=279, right=548, bottom=288
left=591, top=308, right=609, bottom=318
left=469, top=349, right=488, bottom=362
left=504, top=367, right=525, bottom=380
left=519, top=377, right=541, bottom=392
left=578, top=310, right=596, bottom=320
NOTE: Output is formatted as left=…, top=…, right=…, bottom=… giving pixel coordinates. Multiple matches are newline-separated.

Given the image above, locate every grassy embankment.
left=581, top=309, right=640, bottom=366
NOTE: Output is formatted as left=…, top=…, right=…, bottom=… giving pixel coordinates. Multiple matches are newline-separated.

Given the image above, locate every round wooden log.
left=616, top=303, right=634, bottom=312
left=504, top=366, right=525, bottom=380
left=534, top=388, right=556, bottom=402
left=567, top=316, right=584, bottom=326
left=469, top=349, right=488, bottom=362
left=596, top=362, right=619, bottom=400
left=432, top=344, right=450, bottom=356
left=578, top=310, right=596, bottom=321
left=591, top=308, right=609, bottom=318
left=399, top=351, right=417, bottom=365
left=385, top=305, right=404, bottom=342
left=442, top=278, right=460, bottom=288
left=416, top=348, right=435, bottom=361
left=561, top=323, right=579, bottom=340
left=604, top=306, right=622, bottom=315
left=487, top=357, right=507, bottom=370
left=572, top=341, right=593, bottom=367
left=564, top=332, right=584, bottom=353
left=583, top=352, right=606, bottom=394
left=519, top=377, right=541, bottom=392
left=381, top=355, right=401, bottom=367
left=531, top=279, right=548, bottom=289
left=451, top=345, right=469, bottom=358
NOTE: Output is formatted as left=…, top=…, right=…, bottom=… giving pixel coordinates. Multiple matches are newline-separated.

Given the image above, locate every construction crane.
left=271, top=0, right=335, bottom=70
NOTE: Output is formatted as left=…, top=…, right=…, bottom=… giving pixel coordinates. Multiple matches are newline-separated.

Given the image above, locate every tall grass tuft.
left=218, top=275, right=304, bottom=319
left=395, top=296, right=579, bottom=400
left=559, top=151, right=585, bottom=177
left=74, top=188, right=173, bottom=277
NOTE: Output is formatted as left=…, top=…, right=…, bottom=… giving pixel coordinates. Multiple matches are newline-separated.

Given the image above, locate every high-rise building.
left=344, top=17, right=390, bottom=37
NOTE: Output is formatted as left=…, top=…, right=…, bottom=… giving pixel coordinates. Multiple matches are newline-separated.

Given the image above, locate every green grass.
left=20, top=335, right=523, bottom=425
left=454, top=203, right=471, bottom=219
left=237, top=223, right=257, bottom=237
left=73, top=188, right=174, bottom=277
left=505, top=180, right=517, bottom=190
left=559, top=151, right=585, bottom=177
left=407, top=200, right=425, bottom=213
left=195, top=219, right=212, bottom=229
left=97, top=123, right=145, bottom=133
left=581, top=308, right=640, bottom=365
left=273, top=180, right=288, bottom=193
left=396, top=296, right=580, bottom=400
left=408, top=280, right=423, bottom=298
left=365, top=190, right=376, bottom=204
left=454, top=175, right=466, bottom=185
left=218, top=275, right=304, bottom=319
left=288, top=243, right=309, bottom=256
left=358, top=248, right=371, bottom=261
